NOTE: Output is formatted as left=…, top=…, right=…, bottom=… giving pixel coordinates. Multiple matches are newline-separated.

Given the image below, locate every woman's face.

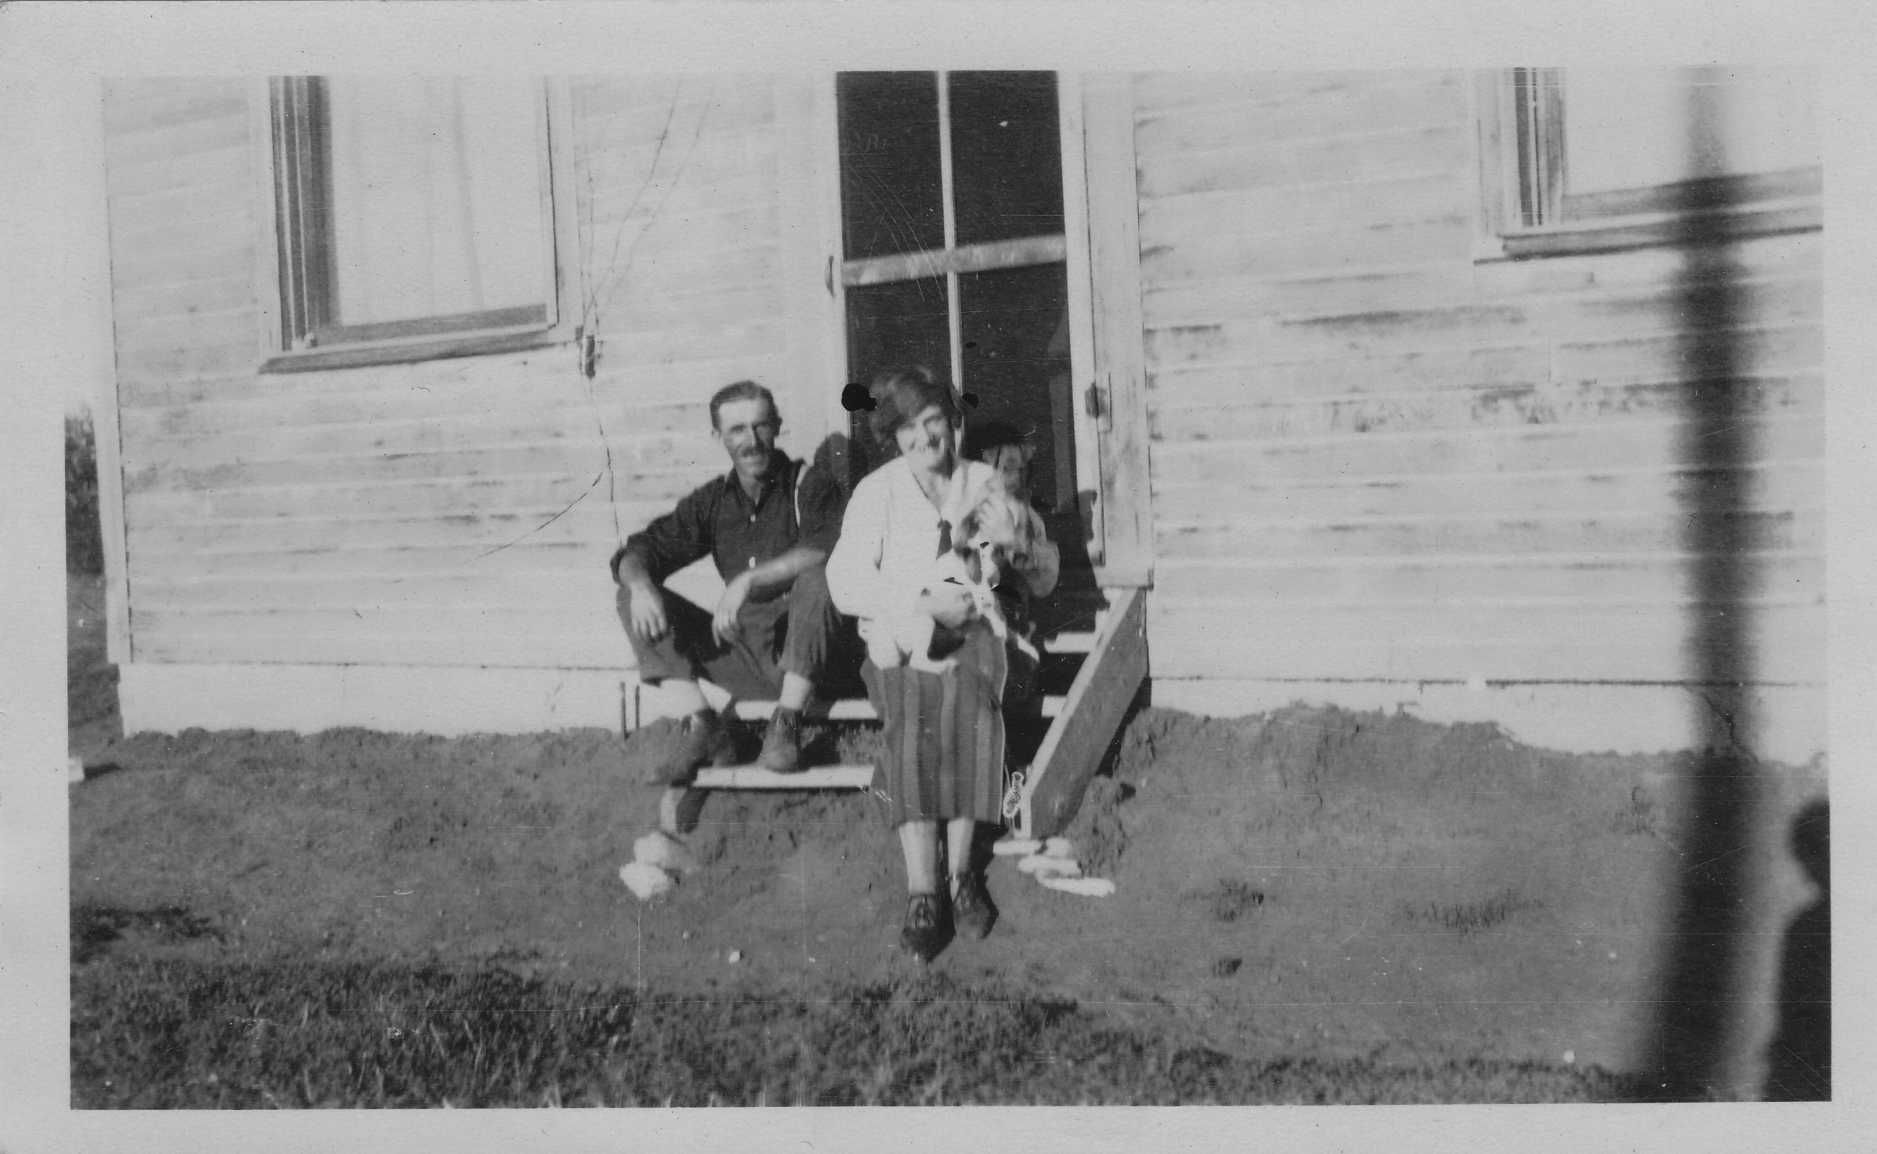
left=895, top=403, right=956, bottom=473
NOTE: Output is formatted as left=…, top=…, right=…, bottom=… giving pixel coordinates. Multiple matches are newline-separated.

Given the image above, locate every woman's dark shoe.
left=899, top=892, right=951, bottom=962
left=951, top=872, right=998, bottom=940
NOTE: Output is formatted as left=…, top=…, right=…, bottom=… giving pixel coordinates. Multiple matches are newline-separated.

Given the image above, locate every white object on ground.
left=1042, top=837, right=1075, bottom=858
left=993, top=837, right=1043, bottom=857
left=1038, top=875, right=1116, bottom=897
left=634, top=830, right=699, bottom=874
left=67, top=756, right=85, bottom=784
left=1017, top=853, right=1082, bottom=877
left=619, top=861, right=676, bottom=901
left=727, top=949, right=742, bottom=964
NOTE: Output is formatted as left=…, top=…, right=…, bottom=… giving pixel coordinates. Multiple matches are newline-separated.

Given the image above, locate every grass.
left=71, top=940, right=1644, bottom=1108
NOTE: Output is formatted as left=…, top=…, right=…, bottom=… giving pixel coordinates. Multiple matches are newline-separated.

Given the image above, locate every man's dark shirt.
left=609, top=450, right=843, bottom=587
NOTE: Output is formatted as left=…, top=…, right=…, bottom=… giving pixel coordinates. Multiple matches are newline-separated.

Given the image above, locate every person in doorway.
left=609, top=381, right=848, bottom=808
left=826, top=365, right=1060, bottom=962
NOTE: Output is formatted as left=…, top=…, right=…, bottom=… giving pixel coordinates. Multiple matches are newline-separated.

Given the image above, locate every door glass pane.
left=325, top=77, right=547, bottom=325
left=958, top=263, right=1072, bottom=512
left=837, top=72, right=945, bottom=260
left=845, top=277, right=952, bottom=472
left=948, top=71, right=1064, bottom=247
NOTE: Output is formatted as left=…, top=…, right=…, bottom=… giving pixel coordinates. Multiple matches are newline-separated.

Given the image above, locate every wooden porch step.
left=693, top=764, right=875, bottom=789
left=730, top=693, right=1068, bottom=723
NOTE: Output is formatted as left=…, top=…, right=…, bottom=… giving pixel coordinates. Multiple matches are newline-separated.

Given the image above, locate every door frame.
left=807, top=70, right=1153, bottom=586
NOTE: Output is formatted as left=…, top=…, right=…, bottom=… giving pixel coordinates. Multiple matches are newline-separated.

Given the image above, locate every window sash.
left=1480, top=69, right=1822, bottom=260
left=265, top=76, right=561, bottom=367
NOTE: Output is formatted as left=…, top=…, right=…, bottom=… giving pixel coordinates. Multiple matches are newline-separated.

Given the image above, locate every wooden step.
left=731, top=695, right=1067, bottom=723
left=693, top=764, right=874, bottom=789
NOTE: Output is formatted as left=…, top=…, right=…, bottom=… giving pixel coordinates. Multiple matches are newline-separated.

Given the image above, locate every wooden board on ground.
left=1019, top=587, right=1149, bottom=838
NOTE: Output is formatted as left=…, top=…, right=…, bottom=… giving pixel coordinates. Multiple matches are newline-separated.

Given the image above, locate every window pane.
left=959, top=263, right=1072, bottom=511
left=949, top=71, right=1064, bottom=247
left=845, top=277, right=952, bottom=469
left=837, top=72, right=945, bottom=260
left=1564, top=68, right=1819, bottom=196
left=325, top=77, right=547, bottom=326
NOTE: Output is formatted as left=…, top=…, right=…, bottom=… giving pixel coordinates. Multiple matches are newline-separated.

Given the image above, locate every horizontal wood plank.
left=122, top=437, right=710, bottom=496
left=1154, top=508, right=1824, bottom=563
left=1147, top=601, right=1825, bottom=684
left=1152, top=551, right=1824, bottom=608
left=1140, top=216, right=1474, bottom=285
left=1131, top=70, right=1458, bottom=116
left=127, top=470, right=704, bottom=521
left=1150, top=414, right=1823, bottom=487
left=1135, top=74, right=1466, bottom=158
left=134, top=569, right=627, bottom=614
left=1137, top=124, right=1469, bottom=201
left=129, top=538, right=607, bottom=581
left=1150, top=373, right=1822, bottom=443
left=126, top=500, right=646, bottom=559
left=1141, top=278, right=1822, bottom=368
left=1151, top=459, right=1824, bottom=524
left=135, top=614, right=634, bottom=670
left=1138, top=171, right=1467, bottom=251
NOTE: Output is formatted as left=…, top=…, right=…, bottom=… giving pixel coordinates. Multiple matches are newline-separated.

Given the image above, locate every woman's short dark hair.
left=868, top=364, right=960, bottom=449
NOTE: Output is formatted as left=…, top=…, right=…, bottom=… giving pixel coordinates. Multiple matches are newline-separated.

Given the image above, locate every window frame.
left=257, top=76, right=579, bottom=374
left=1474, top=68, right=1822, bottom=261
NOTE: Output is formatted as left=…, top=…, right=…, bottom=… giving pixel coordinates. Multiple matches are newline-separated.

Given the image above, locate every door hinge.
left=1084, top=380, right=1113, bottom=432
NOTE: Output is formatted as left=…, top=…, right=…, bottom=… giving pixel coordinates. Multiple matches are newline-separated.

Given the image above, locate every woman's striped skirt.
left=862, top=622, right=1035, bottom=827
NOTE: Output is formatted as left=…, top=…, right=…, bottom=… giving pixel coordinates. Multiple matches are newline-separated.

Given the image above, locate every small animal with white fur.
left=871, top=481, right=1053, bottom=674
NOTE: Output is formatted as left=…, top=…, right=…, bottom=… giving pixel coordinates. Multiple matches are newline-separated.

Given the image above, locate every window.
left=266, top=77, right=568, bottom=370
left=1479, top=67, right=1821, bottom=259
left=836, top=71, right=1080, bottom=512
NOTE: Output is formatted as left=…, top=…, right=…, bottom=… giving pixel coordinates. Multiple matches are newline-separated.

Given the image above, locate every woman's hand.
left=918, top=584, right=977, bottom=629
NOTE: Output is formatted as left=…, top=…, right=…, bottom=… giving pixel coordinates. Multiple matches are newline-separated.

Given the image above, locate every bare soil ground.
left=67, top=575, right=1827, bottom=1101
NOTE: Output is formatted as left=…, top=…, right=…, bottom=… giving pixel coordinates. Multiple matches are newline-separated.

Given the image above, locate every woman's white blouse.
left=827, top=457, right=1058, bottom=629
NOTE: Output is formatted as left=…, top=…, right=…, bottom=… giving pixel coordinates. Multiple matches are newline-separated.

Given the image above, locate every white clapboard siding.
left=1138, top=125, right=1471, bottom=202
left=135, top=569, right=626, bottom=614
left=1132, top=70, right=1458, bottom=118
left=105, top=77, right=803, bottom=674
left=1151, top=373, right=1822, bottom=443
left=128, top=471, right=704, bottom=521
left=1135, top=73, right=1467, bottom=158
left=1151, top=415, right=1823, bottom=488
left=1153, top=459, right=1824, bottom=525
left=135, top=610, right=634, bottom=670
left=1133, top=69, right=1824, bottom=690
left=1153, top=552, right=1824, bottom=608
left=1147, top=602, right=1826, bottom=685
left=1154, top=508, right=1824, bottom=563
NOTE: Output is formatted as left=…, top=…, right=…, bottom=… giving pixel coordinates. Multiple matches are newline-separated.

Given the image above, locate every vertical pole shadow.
left=1636, top=68, right=1765, bottom=1101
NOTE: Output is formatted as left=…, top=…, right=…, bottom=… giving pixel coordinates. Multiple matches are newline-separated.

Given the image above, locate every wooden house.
left=88, top=69, right=1824, bottom=802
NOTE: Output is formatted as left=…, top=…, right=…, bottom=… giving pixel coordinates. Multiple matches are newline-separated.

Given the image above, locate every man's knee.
left=789, top=563, right=831, bottom=605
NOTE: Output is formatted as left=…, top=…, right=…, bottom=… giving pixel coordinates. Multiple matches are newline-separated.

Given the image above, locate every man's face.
left=716, top=397, right=781, bottom=483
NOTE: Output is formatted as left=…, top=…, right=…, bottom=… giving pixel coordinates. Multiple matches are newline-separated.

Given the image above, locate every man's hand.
left=626, top=582, right=669, bottom=644
left=918, top=584, right=977, bottom=630
left=713, top=571, right=754, bottom=645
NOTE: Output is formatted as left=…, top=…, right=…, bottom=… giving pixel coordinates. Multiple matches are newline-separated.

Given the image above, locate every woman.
left=827, top=366, right=1060, bottom=962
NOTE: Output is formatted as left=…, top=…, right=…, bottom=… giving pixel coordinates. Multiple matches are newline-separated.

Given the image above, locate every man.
left=610, top=381, right=847, bottom=788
